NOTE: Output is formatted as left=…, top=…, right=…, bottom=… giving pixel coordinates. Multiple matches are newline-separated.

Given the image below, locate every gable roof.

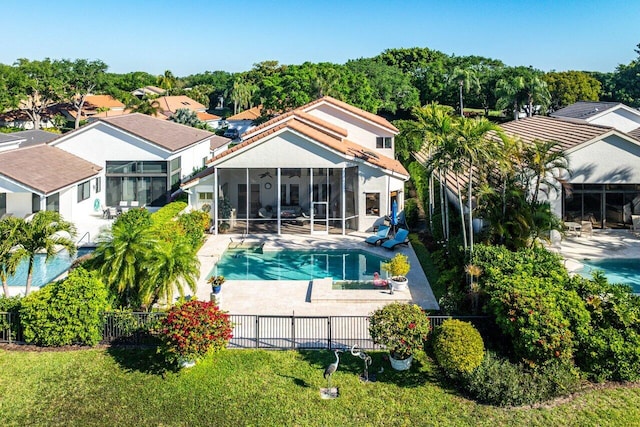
left=499, top=116, right=614, bottom=151
left=13, top=130, right=59, bottom=147
left=210, top=135, right=231, bottom=151
left=208, top=117, right=407, bottom=177
left=131, top=86, right=166, bottom=97
left=84, top=94, right=125, bottom=109
left=551, top=101, right=624, bottom=120
left=197, top=111, right=221, bottom=122
left=242, top=109, right=348, bottom=139
left=227, top=105, right=262, bottom=121
left=0, top=145, right=101, bottom=194
left=301, top=96, right=399, bottom=133
left=0, top=133, right=24, bottom=145
left=99, top=113, right=214, bottom=152
left=155, top=95, right=206, bottom=114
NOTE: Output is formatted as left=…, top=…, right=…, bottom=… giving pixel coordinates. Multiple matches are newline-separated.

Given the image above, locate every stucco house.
left=551, top=101, right=640, bottom=134
left=182, top=96, right=408, bottom=235
left=226, top=105, right=263, bottom=135
left=154, top=95, right=221, bottom=127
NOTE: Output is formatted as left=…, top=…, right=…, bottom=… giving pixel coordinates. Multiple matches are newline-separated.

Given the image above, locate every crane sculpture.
left=351, top=345, right=374, bottom=382
left=323, top=349, right=342, bottom=390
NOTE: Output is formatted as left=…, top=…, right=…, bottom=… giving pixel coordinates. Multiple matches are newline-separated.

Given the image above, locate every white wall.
left=358, top=162, right=405, bottom=232
left=4, top=193, right=32, bottom=217
left=304, top=104, right=396, bottom=157
left=590, top=109, right=640, bottom=133
left=567, top=134, right=640, bottom=184
left=173, top=142, right=210, bottom=179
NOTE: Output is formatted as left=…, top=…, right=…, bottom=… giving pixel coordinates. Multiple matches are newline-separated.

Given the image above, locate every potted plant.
left=369, top=302, right=431, bottom=370
left=208, top=275, right=225, bottom=294
left=382, top=253, right=410, bottom=291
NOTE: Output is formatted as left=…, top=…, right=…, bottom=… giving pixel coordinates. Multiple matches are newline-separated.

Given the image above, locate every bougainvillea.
left=369, top=302, right=430, bottom=359
left=160, top=300, right=233, bottom=363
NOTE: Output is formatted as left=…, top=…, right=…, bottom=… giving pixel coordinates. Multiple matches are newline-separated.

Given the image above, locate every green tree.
left=609, top=43, right=640, bottom=107
left=61, top=59, right=109, bottom=129
left=520, top=140, right=570, bottom=206
left=447, top=66, right=481, bottom=117
left=0, top=217, right=27, bottom=297
left=157, top=70, right=177, bottom=90
left=230, top=76, right=256, bottom=115
left=12, top=211, right=77, bottom=295
left=495, top=75, right=526, bottom=120
left=543, top=71, right=601, bottom=110
left=127, top=96, right=162, bottom=117
left=170, top=108, right=210, bottom=129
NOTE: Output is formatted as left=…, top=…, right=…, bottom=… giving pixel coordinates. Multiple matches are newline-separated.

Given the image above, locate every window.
left=95, top=177, right=101, bottom=193
left=77, top=180, right=90, bottom=202
left=170, top=158, right=182, bottom=191
left=0, top=193, right=5, bottom=217
left=32, top=193, right=41, bottom=212
left=365, top=193, right=380, bottom=216
left=376, top=137, right=392, bottom=149
left=46, top=193, right=59, bottom=212
left=202, top=156, right=208, bottom=167
left=198, top=192, right=213, bottom=201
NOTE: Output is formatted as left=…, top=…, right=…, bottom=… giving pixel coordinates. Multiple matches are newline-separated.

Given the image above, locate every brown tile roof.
left=210, top=135, right=231, bottom=151
left=84, top=94, right=125, bottom=109
left=242, top=109, right=348, bottom=139
left=0, top=145, right=101, bottom=194
left=208, top=118, right=408, bottom=177
left=301, top=96, right=399, bottom=133
left=197, top=112, right=221, bottom=122
left=499, top=116, right=613, bottom=151
left=100, top=113, right=214, bottom=152
left=628, top=127, right=640, bottom=140
left=228, top=105, right=262, bottom=121
left=155, top=96, right=206, bottom=114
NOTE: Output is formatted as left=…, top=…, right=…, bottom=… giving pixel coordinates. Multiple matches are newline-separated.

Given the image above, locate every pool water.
left=213, top=248, right=389, bottom=281
left=7, top=248, right=94, bottom=288
left=578, top=258, right=640, bottom=292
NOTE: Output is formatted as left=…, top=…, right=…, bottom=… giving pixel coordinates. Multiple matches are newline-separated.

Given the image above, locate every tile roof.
left=302, top=96, right=399, bottom=133
left=155, top=96, right=206, bottom=114
left=208, top=117, right=408, bottom=177
left=242, top=109, right=348, bottom=139
left=197, top=112, right=221, bottom=122
left=131, top=86, right=166, bottom=96
left=100, top=113, right=214, bottom=152
left=499, top=116, right=613, bottom=151
left=210, top=135, right=231, bottom=151
left=629, top=127, right=640, bottom=140
left=13, top=130, right=59, bottom=147
left=84, top=94, right=125, bottom=109
left=227, top=105, right=262, bottom=121
left=550, top=101, right=622, bottom=120
left=0, top=133, right=24, bottom=145
left=0, top=145, right=101, bottom=194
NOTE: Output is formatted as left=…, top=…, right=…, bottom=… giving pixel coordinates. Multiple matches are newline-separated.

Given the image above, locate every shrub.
left=151, top=201, right=187, bottom=225
left=461, top=352, right=580, bottom=406
left=114, top=208, right=152, bottom=229
left=382, top=253, right=410, bottom=278
left=177, top=210, right=209, bottom=249
left=369, top=303, right=430, bottom=359
left=160, top=300, right=233, bottom=364
left=404, top=198, right=419, bottom=229
left=433, top=319, right=484, bottom=375
left=20, top=268, right=108, bottom=346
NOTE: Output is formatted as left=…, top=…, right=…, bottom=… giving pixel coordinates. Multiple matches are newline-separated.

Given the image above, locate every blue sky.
left=3, top=0, right=638, bottom=76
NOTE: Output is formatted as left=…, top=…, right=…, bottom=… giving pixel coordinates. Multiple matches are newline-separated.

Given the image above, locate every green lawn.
left=2, top=348, right=639, bottom=426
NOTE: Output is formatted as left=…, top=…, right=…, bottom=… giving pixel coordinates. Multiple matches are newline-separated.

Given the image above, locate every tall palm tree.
left=495, top=76, right=525, bottom=120
left=230, top=77, right=253, bottom=115
left=14, top=211, right=77, bottom=295
left=455, top=117, right=505, bottom=252
left=0, top=217, right=27, bottom=297
left=93, top=216, right=156, bottom=308
left=448, top=67, right=481, bottom=117
left=127, top=97, right=161, bottom=117
left=141, top=238, right=200, bottom=309
left=523, top=76, right=551, bottom=117
left=521, top=140, right=570, bottom=206
left=157, top=70, right=177, bottom=90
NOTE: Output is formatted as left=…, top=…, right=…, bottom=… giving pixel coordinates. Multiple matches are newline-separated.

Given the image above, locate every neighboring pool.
left=578, top=258, right=640, bottom=292
left=212, top=248, right=390, bottom=281
left=7, top=248, right=94, bottom=288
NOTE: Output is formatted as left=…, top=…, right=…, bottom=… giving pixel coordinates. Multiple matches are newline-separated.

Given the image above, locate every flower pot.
left=389, top=276, right=408, bottom=292
left=212, top=285, right=222, bottom=294
left=389, top=354, right=413, bottom=371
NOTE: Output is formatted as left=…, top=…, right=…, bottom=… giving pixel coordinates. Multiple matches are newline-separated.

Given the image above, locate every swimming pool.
left=7, top=248, right=94, bottom=288
left=578, top=258, right=640, bottom=292
left=212, top=248, right=390, bottom=281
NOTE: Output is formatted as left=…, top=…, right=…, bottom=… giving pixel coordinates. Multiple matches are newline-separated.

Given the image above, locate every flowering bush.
left=207, top=276, right=225, bottom=287
left=160, top=300, right=233, bottom=364
left=369, top=303, right=430, bottom=359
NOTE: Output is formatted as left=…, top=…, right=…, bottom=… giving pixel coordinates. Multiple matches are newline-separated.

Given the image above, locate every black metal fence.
left=1, top=312, right=491, bottom=350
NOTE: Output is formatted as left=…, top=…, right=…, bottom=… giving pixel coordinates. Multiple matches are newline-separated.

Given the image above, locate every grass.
left=2, top=348, right=640, bottom=426
left=409, top=233, right=444, bottom=301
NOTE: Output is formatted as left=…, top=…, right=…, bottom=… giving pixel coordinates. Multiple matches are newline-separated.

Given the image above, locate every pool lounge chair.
left=365, top=225, right=390, bottom=245
left=381, top=228, right=410, bottom=250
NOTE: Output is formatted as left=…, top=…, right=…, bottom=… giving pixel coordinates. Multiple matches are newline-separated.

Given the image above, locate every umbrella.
left=391, top=200, right=398, bottom=234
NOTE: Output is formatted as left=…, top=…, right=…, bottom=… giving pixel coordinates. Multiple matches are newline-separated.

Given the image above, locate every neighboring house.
left=0, top=107, right=58, bottom=130
left=131, top=85, right=166, bottom=98
left=0, top=130, right=60, bottom=152
left=226, top=105, right=262, bottom=135
left=154, top=95, right=221, bottom=127
left=0, top=144, right=101, bottom=221
left=551, top=101, right=640, bottom=134
left=182, top=96, right=408, bottom=235
left=0, top=133, right=24, bottom=152
left=61, top=94, right=127, bottom=122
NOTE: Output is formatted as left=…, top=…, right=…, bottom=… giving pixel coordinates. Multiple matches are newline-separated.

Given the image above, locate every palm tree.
left=230, top=77, right=254, bottom=115
left=14, top=211, right=77, bottom=295
left=127, top=97, right=161, bottom=117
left=140, top=238, right=200, bottom=309
left=92, top=216, right=156, bottom=308
left=455, top=117, right=505, bottom=252
left=0, top=217, right=27, bottom=297
left=157, top=70, right=177, bottom=90
left=495, top=76, right=525, bottom=120
left=523, top=76, right=551, bottom=117
left=448, top=67, right=481, bottom=117
left=521, top=140, right=570, bottom=206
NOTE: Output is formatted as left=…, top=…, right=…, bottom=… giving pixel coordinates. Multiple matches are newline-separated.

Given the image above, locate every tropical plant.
left=207, top=275, right=225, bottom=288
left=368, top=302, right=430, bottom=359
left=11, top=211, right=76, bottom=295
left=381, top=253, right=410, bottom=279
left=432, top=319, right=485, bottom=375
left=519, top=139, right=570, bottom=206
left=157, top=70, right=177, bottom=90
left=0, top=217, right=26, bottom=297
left=160, top=300, right=233, bottom=365
left=127, top=96, right=161, bottom=116
left=447, top=66, right=481, bottom=116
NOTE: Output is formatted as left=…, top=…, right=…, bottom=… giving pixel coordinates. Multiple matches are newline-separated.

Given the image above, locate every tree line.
left=1, top=44, right=639, bottom=130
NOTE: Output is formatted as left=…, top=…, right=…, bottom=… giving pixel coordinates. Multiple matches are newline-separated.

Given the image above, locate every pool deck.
left=554, top=229, right=640, bottom=273
left=195, top=232, right=440, bottom=316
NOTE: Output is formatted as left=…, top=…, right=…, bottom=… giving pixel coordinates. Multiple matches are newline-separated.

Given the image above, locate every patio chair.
left=381, top=228, right=410, bottom=250
left=258, top=207, right=273, bottom=218
left=580, top=220, right=593, bottom=238
left=365, top=225, right=390, bottom=246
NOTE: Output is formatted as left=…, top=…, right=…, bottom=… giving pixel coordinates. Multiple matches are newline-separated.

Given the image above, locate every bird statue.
left=323, top=349, right=342, bottom=389
left=351, top=345, right=373, bottom=382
